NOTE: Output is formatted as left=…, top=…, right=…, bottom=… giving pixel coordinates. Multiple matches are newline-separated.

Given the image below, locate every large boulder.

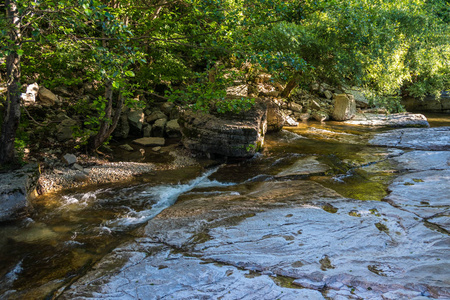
left=343, top=86, right=370, bottom=108
left=142, top=124, right=152, bottom=137
left=146, top=110, right=167, bottom=124
left=369, top=127, right=449, bottom=150
left=288, top=102, right=302, bottom=113
left=0, top=164, right=39, bottom=222
left=113, top=113, right=130, bottom=139
left=165, top=119, right=181, bottom=138
left=152, top=118, right=167, bottom=137
left=402, top=92, right=450, bottom=113
left=266, top=100, right=284, bottom=132
left=332, top=94, right=356, bottom=121
left=178, top=101, right=267, bottom=157
left=127, top=109, right=145, bottom=134
left=38, top=86, right=59, bottom=106
left=56, top=118, right=78, bottom=142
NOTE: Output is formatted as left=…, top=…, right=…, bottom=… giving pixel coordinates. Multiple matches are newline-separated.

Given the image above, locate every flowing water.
left=0, top=114, right=448, bottom=299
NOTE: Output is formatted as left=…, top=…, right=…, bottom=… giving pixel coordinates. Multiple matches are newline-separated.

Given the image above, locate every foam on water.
left=106, top=166, right=233, bottom=229
left=60, top=190, right=104, bottom=210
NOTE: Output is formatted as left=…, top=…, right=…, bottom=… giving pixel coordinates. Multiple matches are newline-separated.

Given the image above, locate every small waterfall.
left=106, top=166, right=234, bottom=229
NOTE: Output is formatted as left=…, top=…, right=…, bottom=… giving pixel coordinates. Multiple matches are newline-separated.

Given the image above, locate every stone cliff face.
left=178, top=101, right=267, bottom=158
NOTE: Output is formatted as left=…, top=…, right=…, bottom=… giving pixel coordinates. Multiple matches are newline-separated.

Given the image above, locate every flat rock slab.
left=369, top=126, right=450, bottom=150
left=132, top=137, right=165, bottom=146
left=385, top=169, right=450, bottom=219
left=60, top=173, right=449, bottom=299
left=194, top=201, right=450, bottom=300
left=276, top=156, right=331, bottom=178
left=390, top=150, right=450, bottom=171
left=0, top=164, right=39, bottom=222
left=383, top=149, right=450, bottom=229
left=344, top=112, right=429, bottom=127
left=61, top=240, right=325, bottom=300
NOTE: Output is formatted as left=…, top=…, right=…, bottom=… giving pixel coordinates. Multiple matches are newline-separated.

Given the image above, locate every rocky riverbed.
left=56, top=125, right=450, bottom=300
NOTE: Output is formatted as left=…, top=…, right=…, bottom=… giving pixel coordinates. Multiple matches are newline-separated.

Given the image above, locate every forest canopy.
left=0, top=0, right=449, bottom=163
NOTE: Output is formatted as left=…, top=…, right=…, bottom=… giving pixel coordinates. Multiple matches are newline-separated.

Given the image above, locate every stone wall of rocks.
left=113, top=101, right=181, bottom=140
left=17, top=83, right=183, bottom=163
left=178, top=101, right=267, bottom=158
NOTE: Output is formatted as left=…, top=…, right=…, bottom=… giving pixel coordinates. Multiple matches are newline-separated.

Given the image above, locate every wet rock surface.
left=62, top=177, right=449, bottom=300
left=275, top=156, right=331, bottom=178
left=0, top=164, right=39, bottom=222
left=384, top=149, right=450, bottom=231
left=369, top=126, right=450, bottom=150
left=344, top=112, right=429, bottom=127
left=196, top=202, right=449, bottom=299
left=61, top=124, right=450, bottom=300
left=60, top=240, right=325, bottom=300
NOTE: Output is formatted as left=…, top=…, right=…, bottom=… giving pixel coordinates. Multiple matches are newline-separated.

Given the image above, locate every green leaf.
left=125, top=70, right=135, bottom=77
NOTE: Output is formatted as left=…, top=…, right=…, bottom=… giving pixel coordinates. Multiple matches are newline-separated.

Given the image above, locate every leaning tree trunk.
left=88, top=81, right=124, bottom=150
left=280, top=72, right=302, bottom=98
left=0, top=0, right=21, bottom=164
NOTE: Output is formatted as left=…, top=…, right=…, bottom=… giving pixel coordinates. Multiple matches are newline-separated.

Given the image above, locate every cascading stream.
left=106, top=166, right=235, bottom=229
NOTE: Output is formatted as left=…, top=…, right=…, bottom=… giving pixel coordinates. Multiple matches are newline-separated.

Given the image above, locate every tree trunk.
left=0, top=0, right=21, bottom=165
left=88, top=81, right=124, bottom=150
left=280, top=72, right=302, bottom=98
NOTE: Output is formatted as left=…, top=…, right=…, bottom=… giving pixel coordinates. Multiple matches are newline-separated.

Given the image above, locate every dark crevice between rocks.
left=383, top=198, right=449, bottom=236
left=423, top=220, right=449, bottom=236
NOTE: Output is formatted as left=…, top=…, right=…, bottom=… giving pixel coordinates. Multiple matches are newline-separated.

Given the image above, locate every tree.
left=0, top=0, right=21, bottom=164
left=0, top=0, right=142, bottom=161
left=248, top=0, right=450, bottom=109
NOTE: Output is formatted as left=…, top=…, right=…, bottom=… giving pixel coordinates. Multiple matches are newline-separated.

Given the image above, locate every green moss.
left=191, top=232, right=212, bottom=244
left=424, top=221, right=449, bottom=235
left=375, top=222, right=389, bottom=233
left=369, top=208, right=381, bottom=217
left=368, top=265, right=386, bottom=276
left=270, top=275, right=303, bottom=289
left=322, top=203, right=338, bottom=214
left=348, top=210, right=361, bottom=217
left=319, top=255, right=335, bottom=271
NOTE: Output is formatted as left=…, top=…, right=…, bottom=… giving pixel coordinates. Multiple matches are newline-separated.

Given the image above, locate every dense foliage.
left=0, top=0, right=449, bottom=163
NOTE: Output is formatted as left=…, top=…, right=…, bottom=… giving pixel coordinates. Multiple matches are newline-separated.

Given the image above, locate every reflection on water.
left=1, top=115, right=448, bottom=299
left=422, top=113, right=450, bottom=127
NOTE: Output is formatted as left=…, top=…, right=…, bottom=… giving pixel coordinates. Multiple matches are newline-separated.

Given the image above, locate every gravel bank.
left=37, top=162, right=156, bottom=194
left=37, top=148, right=204, bottom=194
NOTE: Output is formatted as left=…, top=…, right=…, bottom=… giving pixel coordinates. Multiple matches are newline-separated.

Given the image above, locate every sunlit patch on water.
left=308, top=126, right=358, bottom=136
left=277, top=130, right=306, bottom=142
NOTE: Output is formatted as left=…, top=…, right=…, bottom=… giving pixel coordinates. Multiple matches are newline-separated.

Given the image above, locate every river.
left=0, top=113, right=449, bottom=299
